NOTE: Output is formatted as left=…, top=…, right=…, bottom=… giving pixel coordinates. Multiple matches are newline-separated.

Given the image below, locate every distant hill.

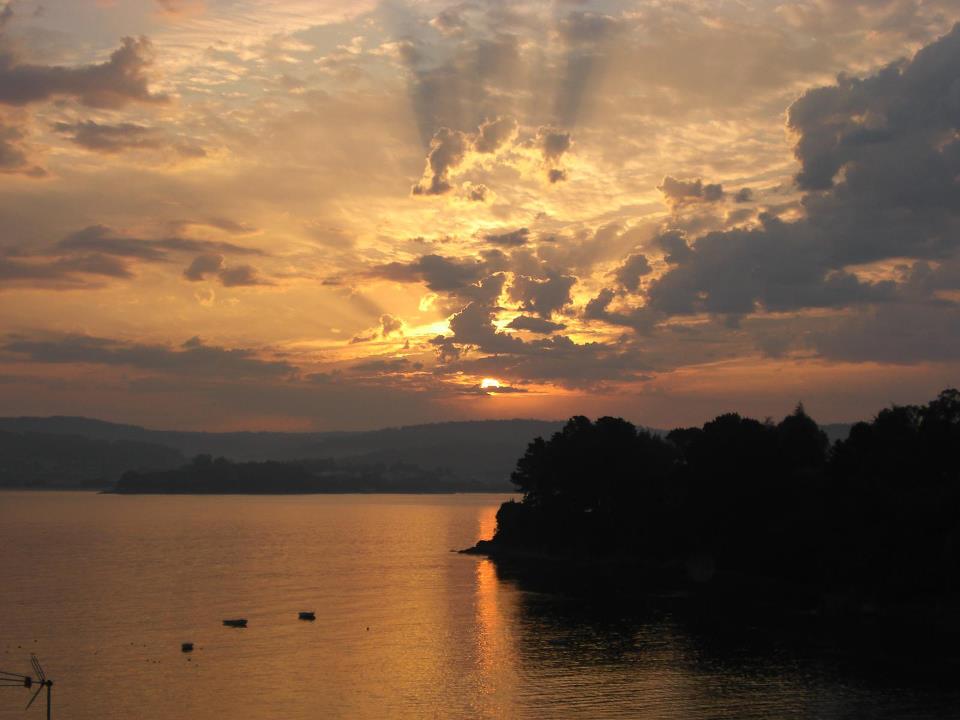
left=0, top=416, right=852, bottom=491
left=0, top=431, right=185, bottom=489
left=0, top=416, right=568, bottom=489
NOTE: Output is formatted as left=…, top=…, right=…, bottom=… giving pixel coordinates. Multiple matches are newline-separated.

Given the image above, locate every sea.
left=0, top=491, right=957, bottom=719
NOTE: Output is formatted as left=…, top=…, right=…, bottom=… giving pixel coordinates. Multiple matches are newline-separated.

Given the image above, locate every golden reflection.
left=474, top=504, right=507, bottom=709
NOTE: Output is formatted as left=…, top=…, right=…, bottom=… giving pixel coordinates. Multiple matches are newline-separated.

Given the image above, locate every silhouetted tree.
left=490, top=389, right=960, bottom=601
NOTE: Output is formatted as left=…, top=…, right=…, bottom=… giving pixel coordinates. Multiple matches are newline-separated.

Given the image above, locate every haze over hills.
left=0, top=415, right=853, bottom=490
left=0, top=416, right=569, bottom=489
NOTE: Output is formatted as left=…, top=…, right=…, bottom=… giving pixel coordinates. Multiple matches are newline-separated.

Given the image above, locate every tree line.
left=490, top=389, right=960, bottom=597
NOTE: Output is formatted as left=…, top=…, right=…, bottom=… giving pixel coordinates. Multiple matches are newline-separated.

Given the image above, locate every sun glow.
left=480, top=378, right=502, bottom=389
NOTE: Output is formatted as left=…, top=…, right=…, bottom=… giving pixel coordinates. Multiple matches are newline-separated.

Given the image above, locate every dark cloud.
left=350, top=313, right=405, bottom=345
left=734, top=187, right=754, bottom=203
left=447, top=332, right=652, bottom=390
left=614, top=252, right=652, bottom=292
left=582, top=289, right=660, bottom=334
left=484, top=227, right=529, bottom=247
left=0, top=36, right=168, bottom=108
left=474, top=115, right=516, bottom=153
left=658, top=176, right=725, bottom=205
left=53, top=120, right=205, bottom=157
left=548, top=168, right=567, bottom=183
left=640, top=24, right=960, bottom=331
left=558, top=11, right=622, bottom=46
left=369, top=253, right=487, bottom=292
left=445, top=301, right=525, bottom=353
left=183, top=255, right=269, bottom=287
left=506, top=315, right=566, bottom=334
left=0, top=119, right=31, bottom=173
left=810, top=303, right=960, bottom=364
left=2, top=334, right=294, bottom=378
left=646, top=215, right=897, bottom=317
left=429, top=8, right=466, bottom=37
left=0, top=252, right=131, bottom=287
left=405, top=32, right=523, bottom=145
left=379, top=313, right=403, bottom=337
left=183, top=253, right=223, bottom=281
left=411, top=127, right=468, bottom=195
left=655, top=230, right=693, bottom=264
left=411, top=116, right=519, bottom=196
left=218, top=264, right=270, bottom=287
left=508, top=271, right=576, bottom=318
left=537, top=126, right=571, bottom=161
left=60, top=225, right=264, bottom=260
left=466, top=183, right=488, bottom=202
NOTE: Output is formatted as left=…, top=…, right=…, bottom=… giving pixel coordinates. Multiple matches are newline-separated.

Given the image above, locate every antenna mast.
left=1, top=655, right=53, bottom=719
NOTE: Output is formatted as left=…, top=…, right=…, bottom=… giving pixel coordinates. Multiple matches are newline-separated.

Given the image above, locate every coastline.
left=460, top=539, right=960, bottom=639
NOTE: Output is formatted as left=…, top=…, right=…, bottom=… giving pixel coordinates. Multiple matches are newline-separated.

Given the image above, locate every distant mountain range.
left=0, top=416, right=853, bottom=490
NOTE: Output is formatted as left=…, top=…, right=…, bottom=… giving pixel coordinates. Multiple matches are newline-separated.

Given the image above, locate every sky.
left=0, top=0, right=958, bottom=431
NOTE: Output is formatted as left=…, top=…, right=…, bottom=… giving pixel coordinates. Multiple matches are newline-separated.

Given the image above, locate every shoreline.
left=460, top=539, right=960, bottom=638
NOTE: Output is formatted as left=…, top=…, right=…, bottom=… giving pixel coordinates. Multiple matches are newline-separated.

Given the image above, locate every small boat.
left=222, top=618, right=248, bottom=628
left=298, top=611, right=316, bottom=621
left=181, top=642, right=194, bottom=652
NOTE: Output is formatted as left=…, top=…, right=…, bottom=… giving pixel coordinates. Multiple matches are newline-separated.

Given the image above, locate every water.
left=0, top=491, right=957, bottom=719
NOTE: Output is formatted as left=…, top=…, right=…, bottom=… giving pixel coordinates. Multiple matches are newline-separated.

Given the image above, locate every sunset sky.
left=0, top=0, right=958, bottom=430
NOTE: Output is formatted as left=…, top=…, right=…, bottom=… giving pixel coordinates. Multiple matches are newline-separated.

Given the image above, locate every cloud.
left=445, top=301, right=525, bottom=353
left=810, top=303, right=960, bottom=364
left=0, top=36, right=168, bottom=108
left=350, top=313, right=405, bottom=344
left=466, top=183, right=488, bottom=202
left=614, top=252, right=652, bottom=292
left=218, top=264, right=271, bottom=287
left=506, top=315, right=566, bottom=334
left=2, top=334, right=293, bottom=378
left=461, top=381, right=528, bottom=395
left=183, top=253, right=224, bottom=281
left=411, top=127, right=468, bottom=195
left=379, top=313, right=403, bottom=336
left=0, top=119, right=36, bottom=174
left=474, top=115, right=517, bottom=153
left=640, top=23, right=960, bottom=329
left=0, top=252, right=131, bottom=287
left=534, top=126, right=572, bottom=181
left=484, top=227, right=529, bottom=247
left=411, top=116, right=518, bottom=196
left=582, top=289, right=660, bottom=334
left=508, top=272, right=576, bottom=318
left=369, top=254, right=487, bottom=292
left=655, top=230, right=694, bottom=265
left=658, top=176, right=725, bottom=206
left=52, top=121, right=205, bottom=157
left=60, top=225, right=263, bottom=260
left=537, top=126, right=571, bottom=162
left=646, top=216, right=897, bottom=317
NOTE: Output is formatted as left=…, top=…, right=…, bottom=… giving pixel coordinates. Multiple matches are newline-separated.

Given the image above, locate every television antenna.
left=1, top=655, right=54, bottom=719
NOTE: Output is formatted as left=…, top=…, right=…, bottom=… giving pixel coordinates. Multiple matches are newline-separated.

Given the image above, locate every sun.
left=480, top=378, right=502, bottom=389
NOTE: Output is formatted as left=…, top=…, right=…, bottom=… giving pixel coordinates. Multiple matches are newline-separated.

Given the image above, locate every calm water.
left=0, top=492, right=957, bottom=719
